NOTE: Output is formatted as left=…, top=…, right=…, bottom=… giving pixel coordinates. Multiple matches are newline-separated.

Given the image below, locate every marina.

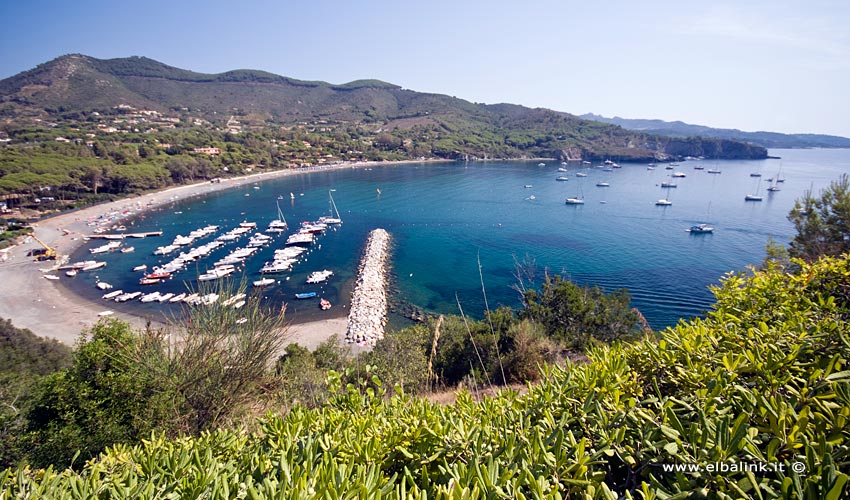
left=45, top=149, right=848, bottom=330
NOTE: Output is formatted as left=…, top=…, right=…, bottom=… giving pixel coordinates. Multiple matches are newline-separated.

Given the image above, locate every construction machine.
left=30, top=234, right=57, bottom=261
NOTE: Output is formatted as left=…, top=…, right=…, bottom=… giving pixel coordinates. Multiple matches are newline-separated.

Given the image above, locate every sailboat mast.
left=329, top=190, right=341, bottom=219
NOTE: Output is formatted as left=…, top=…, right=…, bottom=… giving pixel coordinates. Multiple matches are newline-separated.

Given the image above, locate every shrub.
left=6, top=255, right=848, bottom=497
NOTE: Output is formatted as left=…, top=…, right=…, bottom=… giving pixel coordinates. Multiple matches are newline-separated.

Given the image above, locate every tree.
left=23, top=319, right=160, bottom=468
left=788, top=174, right=850, bottom=261
left=520, top=275, right=640, bottom=349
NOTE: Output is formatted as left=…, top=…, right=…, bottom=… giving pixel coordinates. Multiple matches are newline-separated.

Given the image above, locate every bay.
left=66, top=148, right=850, bottom=330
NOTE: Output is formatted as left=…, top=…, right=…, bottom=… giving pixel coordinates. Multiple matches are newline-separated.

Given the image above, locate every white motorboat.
left=306, top=269, right=334, bottom=283
left=260, top=259, right=295, bottom=274
left=253, top=277, right=276, bottom=287
left=102, top=290, right=123, bottom=299
left=688, top=223, right=714, bottom=234
left=286, top=233, right=314, bottom=246
left=198, top=266, right=236, bottom=281
left=655, top=199, right=673, bottom=206
left=83, top=262, right=107, bottom=271
left=96, top=281, right=113, bottom=290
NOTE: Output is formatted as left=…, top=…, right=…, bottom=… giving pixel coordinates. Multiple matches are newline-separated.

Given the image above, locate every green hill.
left=582, top=113, right=850, bottom=149
left=4, top=255, right=848, bottom=498
left=0, top=54, right=767, bottom=161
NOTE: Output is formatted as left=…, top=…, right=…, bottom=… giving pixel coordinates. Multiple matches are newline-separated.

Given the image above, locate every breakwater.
left=345, top=229, right=390, bottom=346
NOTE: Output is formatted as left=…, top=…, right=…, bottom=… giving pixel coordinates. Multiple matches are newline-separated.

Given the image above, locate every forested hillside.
left=582, top=113, right=850, bottom=149
left=1, top=54, right=767, bottom=163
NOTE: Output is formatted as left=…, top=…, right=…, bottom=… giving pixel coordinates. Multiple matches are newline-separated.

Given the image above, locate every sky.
left=2, top=0, right=849, bottom=137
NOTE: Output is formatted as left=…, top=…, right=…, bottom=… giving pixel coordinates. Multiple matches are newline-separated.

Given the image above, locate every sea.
left=64, top=148, right=850, bottom=331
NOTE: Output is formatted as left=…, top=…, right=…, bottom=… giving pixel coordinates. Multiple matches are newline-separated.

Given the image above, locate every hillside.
left=3, top=255, right=849, bottom=497
left=0, top=54, right=767, bottom=161
left=582, top=113, right=850, bottom=149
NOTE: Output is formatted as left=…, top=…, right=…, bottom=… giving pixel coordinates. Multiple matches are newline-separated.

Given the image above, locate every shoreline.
left=0, top=159, right=446, bottom=346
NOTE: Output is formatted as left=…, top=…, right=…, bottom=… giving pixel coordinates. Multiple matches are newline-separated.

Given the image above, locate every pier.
left=346, top=229, right=391, bottom=346
left=87, top=231, right=163, bottom=239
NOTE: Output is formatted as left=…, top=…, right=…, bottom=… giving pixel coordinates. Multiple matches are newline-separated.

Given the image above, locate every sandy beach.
left=0, top=160, right=439, bottom=347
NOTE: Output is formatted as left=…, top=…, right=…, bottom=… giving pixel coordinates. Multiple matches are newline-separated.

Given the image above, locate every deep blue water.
left=66, top=148, right=850, bottom=330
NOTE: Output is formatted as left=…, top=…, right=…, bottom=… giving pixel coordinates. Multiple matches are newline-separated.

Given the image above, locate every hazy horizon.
left=2, top=0, right=848, bottom=138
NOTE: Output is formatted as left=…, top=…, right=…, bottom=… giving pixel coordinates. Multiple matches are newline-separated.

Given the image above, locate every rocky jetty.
left=345, top=229, right=390, bottom=346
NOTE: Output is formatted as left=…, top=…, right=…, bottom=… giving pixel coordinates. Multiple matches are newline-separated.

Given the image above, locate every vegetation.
left=520, top=275, right=643, bottom=349
left=4, top=285, right=289, bottom=470
left=2, top=255, right=849, bottom=497
left=788, top=174, right=850, bottom=262
left=0, top=320, right=71, bottom=468
left=583, top=113, right=850, bottom=149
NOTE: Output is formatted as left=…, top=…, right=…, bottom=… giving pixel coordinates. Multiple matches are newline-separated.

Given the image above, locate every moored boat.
left=81, top=261, right=107, bottom=271
left=688, top=223, right=714, bottom=234
left=295, top=292, right=318, bottom=299
left=320, top=298, right=332, bottom=310
left=253, top=277, right=276, bottom=287
left=306, top=269, right=334, bottom=284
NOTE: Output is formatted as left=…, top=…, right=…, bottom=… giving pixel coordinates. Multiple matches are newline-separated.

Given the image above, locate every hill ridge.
left=0, top=54, right=768, bottom=161
left=582, top=112, right=850, bottom=149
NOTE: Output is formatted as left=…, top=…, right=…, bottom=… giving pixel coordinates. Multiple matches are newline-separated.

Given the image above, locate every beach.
left=0, top=160, right=439, bottom=347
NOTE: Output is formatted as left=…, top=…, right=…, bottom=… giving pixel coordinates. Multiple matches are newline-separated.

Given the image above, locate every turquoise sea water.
left=66, top=148, right=850, bottom=330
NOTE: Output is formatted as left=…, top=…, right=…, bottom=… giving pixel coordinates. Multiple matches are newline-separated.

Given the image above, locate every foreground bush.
left=3, top=256, right=850, bottom=498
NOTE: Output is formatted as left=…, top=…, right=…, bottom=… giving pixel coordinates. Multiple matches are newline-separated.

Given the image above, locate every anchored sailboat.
left=320, top=189, right=342, bottom=225
left=745, top=179, right=764, bottom=201
left=565, top=178, right=585, bottom=204
left=266, top=200, right=288, bottom=233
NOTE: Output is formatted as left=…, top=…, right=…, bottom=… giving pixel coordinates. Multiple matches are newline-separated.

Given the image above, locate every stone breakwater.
left=345, top=229, right=390, bottom=346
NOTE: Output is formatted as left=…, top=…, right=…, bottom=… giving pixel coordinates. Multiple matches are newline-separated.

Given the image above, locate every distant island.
left=581, top=113, right=850, bottom=149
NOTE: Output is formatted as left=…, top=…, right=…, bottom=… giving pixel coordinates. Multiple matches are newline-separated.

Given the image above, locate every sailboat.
left=319, top=189, right=343, bottom=224
left=745, top=179, right=764, bottom=201
left=768, top=162, right=784, bottom=190
left=266, top=201, right=288, bottom=233
left=565, top=178, right=585, bottom=204
left=656, top=184, right=673, bottom=206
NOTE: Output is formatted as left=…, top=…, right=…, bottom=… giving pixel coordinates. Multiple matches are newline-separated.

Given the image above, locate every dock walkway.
left=87, top=231, right=163, bottom=239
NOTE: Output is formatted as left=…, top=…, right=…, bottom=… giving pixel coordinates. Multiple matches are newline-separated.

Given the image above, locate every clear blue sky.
left=2, top=0, right=849, bottom=137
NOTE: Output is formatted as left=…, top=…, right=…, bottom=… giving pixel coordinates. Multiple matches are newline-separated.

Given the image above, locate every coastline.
left=0, top=159, right=446, bottom=346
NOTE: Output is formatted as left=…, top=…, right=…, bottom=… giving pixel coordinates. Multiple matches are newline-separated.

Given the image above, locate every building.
left=193, top=147, right=221, bottom=155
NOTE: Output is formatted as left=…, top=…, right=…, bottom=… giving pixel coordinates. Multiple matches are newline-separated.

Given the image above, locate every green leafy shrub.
left=4, top=255, right=849, bottom=497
